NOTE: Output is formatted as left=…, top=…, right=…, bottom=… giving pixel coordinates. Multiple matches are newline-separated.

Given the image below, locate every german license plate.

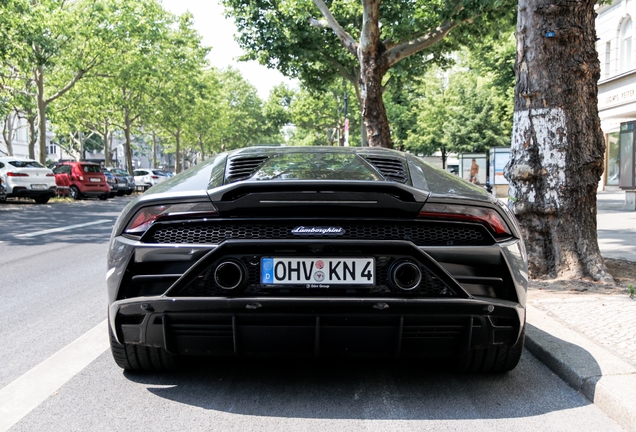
left=261, top=257, right=374, bottom=286
left=117, top=183, right=126, bottom=187
left=89, top=178, right=100, bottom=183
left=30, top=184, right=47, bottom=190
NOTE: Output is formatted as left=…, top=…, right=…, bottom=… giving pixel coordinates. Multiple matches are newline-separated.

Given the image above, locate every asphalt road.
left=0, top=197, right=625, bottom=431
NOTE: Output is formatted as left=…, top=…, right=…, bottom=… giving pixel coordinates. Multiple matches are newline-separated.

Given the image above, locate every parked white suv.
left=0, top=157, right=57, bottom=204
left=133, top=169, right=168, bottom=190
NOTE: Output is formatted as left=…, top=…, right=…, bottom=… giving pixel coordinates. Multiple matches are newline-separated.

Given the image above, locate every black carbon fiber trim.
left=142, top=221, right=492, bottom=246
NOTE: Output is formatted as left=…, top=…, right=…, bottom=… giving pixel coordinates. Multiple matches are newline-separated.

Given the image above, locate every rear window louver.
left=362, top=156, right=408, bottom=183
left=226, top=155, right=270, bottom=183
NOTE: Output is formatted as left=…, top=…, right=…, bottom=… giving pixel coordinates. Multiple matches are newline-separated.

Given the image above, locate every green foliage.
left=212, top=67, right=275, bottom=150
left=275, top=80, right=360, bottom=147
left=222, top=0, right=516, bottom=95
left=628, top=284, right=635, bottom=300
left=405, top=32, right=516, bottom=156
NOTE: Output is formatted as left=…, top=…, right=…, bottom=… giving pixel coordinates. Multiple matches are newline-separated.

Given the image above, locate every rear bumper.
left=110, top=296, right=525, bottom=358
left=8, top=186, right=56, bottom=198
left=78, top=184, right=110, bottom=196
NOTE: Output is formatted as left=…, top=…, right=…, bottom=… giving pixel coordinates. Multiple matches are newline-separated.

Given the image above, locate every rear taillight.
left=151, top=175, right=159, bottom=179
left=46, top=173, right=55, bottom=177
left=419, top=203, right=512, bottom=238
left=125, top=202, right=219, bottom=235
left=7, top=172, right=29, bottom=177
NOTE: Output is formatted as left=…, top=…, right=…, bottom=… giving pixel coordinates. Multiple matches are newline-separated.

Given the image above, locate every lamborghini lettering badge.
left=291, top=226, right=345, bottom=236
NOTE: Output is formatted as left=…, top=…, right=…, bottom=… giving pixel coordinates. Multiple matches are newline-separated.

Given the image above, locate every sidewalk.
left=524, top=190, right=636, bottom=431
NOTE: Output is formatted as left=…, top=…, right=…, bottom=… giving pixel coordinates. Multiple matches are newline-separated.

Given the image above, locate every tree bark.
left=505, top=0, right=613, bottom=283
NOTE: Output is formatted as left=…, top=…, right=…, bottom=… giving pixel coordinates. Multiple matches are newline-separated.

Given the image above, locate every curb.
left=526, top=304, right=636, bottom=431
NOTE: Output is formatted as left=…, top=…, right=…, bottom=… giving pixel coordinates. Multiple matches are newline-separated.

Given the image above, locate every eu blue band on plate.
left=261, top=258, right=274, bottom=284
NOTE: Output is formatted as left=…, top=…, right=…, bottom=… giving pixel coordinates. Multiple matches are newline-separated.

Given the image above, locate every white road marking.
left=15, top=219, right=112, bottom=238
left=0, top=320, right=109, bottom=431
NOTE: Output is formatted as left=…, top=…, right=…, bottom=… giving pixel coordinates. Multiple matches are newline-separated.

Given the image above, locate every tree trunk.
left=35, top=66, right=48, bottom=164
left=27, top=117, right=37, bottom=159
left=124, top=112, right=134, bottom=175
left=103, top=121, right=111, bottom=167
left=2, top=113, right=14, bottom=156
left=79, top=132, right=85, bottom=161
left=152, top=130, right=158, bottom=168
left=441, top=146, right=447, bottom=170
left=358, top=1, right=391, bottom=148
left=175, top=130, right=181, bottom=174
left=505, top=0, right=613, bottom=283
left=199, top=138, right=205, bottom=161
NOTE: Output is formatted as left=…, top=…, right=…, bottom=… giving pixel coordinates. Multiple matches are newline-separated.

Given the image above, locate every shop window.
left=607, top=132, right=620, bottom=186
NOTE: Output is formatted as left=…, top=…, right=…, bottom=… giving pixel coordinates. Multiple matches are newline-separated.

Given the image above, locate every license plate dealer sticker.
left=261, top=258, right=374, bottom=286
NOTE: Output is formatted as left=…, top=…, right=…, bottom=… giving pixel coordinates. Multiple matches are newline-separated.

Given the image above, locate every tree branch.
left=45, top=69, right=85, bottom=104
left=308, top=17, right=328, bottom=28
left=312, top=0, right=358, bottom=57
left=317, top=49, right=358, bottom=84
left=384, top=19, right=463, bottom=69
left=0, top=84, right=36, bottom=99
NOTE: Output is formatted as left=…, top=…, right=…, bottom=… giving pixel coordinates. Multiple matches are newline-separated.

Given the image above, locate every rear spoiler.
left=207, top=180, right=430, bottom=218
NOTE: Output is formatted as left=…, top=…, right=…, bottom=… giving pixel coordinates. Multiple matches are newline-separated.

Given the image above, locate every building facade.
left=597, top=0, right=636, bottom=188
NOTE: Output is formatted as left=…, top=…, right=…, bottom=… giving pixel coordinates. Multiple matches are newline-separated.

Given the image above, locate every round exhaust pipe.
left=214, top=260, right=246, bottom=290
left=389, top=261, right=422, bottom=291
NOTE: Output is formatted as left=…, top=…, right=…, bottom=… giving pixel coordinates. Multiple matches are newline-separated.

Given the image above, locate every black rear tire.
left=455, top=324, right=525, bottom=373
left=109, top=327, right=177, bottom=372
left=34, top=196, right=50, bottom=204
left=69, top=185, right=81, bottom=200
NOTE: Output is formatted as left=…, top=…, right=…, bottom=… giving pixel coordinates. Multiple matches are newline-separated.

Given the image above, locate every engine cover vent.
left=226, top=155, right=270, bottom=183
left=362, top=156, right=408, bottom=183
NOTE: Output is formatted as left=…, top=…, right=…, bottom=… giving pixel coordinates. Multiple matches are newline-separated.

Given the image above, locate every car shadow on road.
left=122, top=349, right=596, bottom=420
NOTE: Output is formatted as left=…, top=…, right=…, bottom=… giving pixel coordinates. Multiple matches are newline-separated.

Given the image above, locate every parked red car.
left=52, top=161, right=111, bottom=200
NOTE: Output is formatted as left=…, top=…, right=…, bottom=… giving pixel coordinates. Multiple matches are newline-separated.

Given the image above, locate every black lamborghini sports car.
left=107, top=147, right=528, bottom=372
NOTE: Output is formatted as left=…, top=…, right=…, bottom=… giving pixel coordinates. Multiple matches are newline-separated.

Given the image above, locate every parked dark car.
left=107, top=147, right=527, bottom=373
left=52, top=161, right=110, bottom=200
left=105, top=168, right=135, bottom=195
left=101, top=168, right=119, bottom=198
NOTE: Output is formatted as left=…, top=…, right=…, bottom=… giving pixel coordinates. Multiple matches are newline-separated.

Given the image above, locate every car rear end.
left=107, top=148, right=527, bottom=373
left=111, top=169, right=135, bottom=195
left=0, top=158, right=57, bottom=203
left=74, top=163, right=110, bottom=198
